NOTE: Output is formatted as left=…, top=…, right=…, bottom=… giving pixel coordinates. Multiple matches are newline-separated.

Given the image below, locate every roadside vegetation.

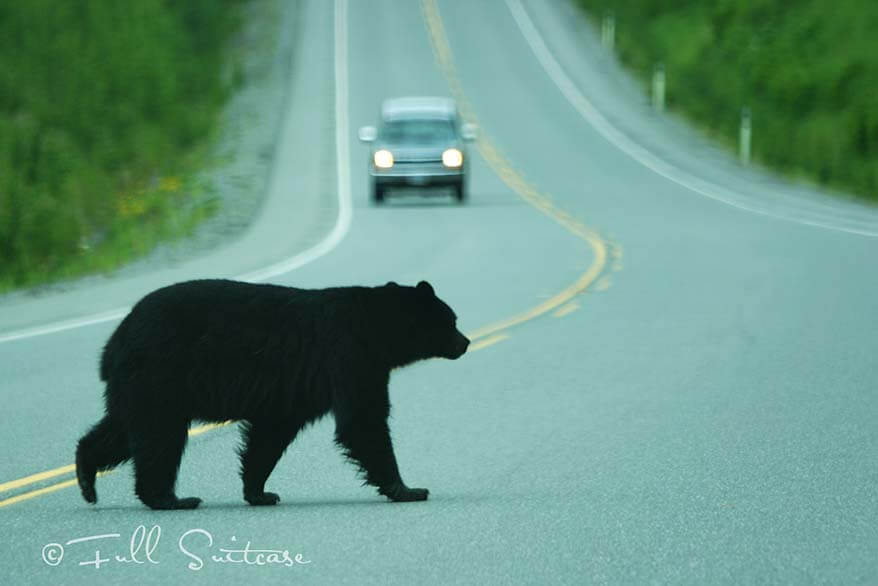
left=0, top=0, right=247, bottom=292
left=575, top=0, right=878, bottom=203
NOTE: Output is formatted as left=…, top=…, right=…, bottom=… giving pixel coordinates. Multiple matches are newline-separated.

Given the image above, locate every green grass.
left=0, top=0, right=247, bottom=292
left=576, top=0, right=878, bottom=202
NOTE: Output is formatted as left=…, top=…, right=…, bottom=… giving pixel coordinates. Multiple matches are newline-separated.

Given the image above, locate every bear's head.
left=381, top=280, right=469, bottom=367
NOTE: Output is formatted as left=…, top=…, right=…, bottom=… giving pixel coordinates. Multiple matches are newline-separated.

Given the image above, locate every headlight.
left=442, top=148, right=463, bottom=168
left=373, top=149, right=394, bottom=168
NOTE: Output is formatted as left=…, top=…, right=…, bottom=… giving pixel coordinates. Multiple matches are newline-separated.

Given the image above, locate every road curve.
left=1, top=0, right=876, bottom=584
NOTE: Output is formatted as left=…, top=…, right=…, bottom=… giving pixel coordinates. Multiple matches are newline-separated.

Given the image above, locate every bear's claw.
left=245, top=491, right=281, bottom=506
left=381, top=484, right=429, bottom=502
left=142, top=496, right=202, bottom=510
left=79, top=483, right=97, bottom=504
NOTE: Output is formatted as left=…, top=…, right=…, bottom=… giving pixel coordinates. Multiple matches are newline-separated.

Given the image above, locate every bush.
left=0, top=0, right=246, bottom=291
left=577, top=0, right=878, bottom=202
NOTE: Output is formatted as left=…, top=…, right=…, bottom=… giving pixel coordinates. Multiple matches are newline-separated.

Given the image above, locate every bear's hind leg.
left=239, top=418, right=303, bottom=506
left=130, top=421, right=201, bottom=510
left=75, top=415, right=130, bottom=504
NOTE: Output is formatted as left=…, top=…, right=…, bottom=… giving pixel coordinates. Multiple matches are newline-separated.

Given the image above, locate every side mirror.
left=358, top=126, right=377, bottom=142
left=461, top=123, right=478, bottom=142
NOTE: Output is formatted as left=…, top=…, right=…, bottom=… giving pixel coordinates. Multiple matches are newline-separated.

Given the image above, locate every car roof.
left=381, top=97, right=457, bottom=121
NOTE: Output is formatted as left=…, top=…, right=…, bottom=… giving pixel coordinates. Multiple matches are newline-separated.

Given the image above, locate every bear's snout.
left=449, top=331, right=469, bottom=359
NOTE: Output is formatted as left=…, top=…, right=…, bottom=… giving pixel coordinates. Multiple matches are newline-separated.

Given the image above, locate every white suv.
left=358, top=97, right=477, bottom=204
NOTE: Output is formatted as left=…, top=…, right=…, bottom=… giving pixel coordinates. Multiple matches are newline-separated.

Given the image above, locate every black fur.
left=75, top=279, right=468, bottom=510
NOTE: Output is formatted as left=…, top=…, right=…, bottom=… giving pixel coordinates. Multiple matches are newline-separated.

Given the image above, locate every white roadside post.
left=739, top=107, right=752, bottom=165
left=652, top=63, right=665, bottom=112
left=601, top=12, right=615, bottom=50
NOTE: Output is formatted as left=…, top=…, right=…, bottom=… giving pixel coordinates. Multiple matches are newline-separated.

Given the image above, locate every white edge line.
left=0, top=309, right=129, bottom=344
left=238, top=0, right=353, bottom=283
left=0, top=0, right=353, bottom=346
left=504, top=0, right=878, bottom=239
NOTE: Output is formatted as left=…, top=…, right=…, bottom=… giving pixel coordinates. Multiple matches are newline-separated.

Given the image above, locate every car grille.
left=395, top=158, right=442, bottom=165
left=384, top=160, right=452, bottom=174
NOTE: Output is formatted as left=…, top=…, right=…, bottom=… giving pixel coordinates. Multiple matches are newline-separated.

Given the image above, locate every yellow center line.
left=0, top=464, right=76, bottom=494
left=0, top=423, right=230, bottom=507
left=0, top=0, right=621, bottom=509
left=0, top=478, right=79, bottom=508
left=421, top=0, right=612, bottom=343
left=187, top=421, right=231, bottom=437
left=552, top=301, right=579, bottom=318
left=468, top=333, right=509, bottom=352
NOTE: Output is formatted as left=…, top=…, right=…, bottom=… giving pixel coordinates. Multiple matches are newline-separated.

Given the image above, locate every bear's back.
left=100, top=280, right=326, bottom=382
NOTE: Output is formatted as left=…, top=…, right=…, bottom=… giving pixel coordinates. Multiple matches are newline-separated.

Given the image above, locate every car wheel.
left=372, top=183, right=385, bottom=205
left=454, top=179, right=466, bottom=204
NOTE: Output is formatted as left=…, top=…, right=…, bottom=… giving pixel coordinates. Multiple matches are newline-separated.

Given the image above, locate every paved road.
left=2, top=1, right=877, bottom=584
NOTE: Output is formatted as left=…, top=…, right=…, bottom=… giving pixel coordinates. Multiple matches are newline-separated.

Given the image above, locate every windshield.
left=379, top=119, right=455, bottom=144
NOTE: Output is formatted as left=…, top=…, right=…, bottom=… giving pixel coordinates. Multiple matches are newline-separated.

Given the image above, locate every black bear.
left=75, top=279, right=468, bottom=510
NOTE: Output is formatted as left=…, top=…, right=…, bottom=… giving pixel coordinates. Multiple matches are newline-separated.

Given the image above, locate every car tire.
left=372, top=183, right=385, bottom=205
left=454, top=179, right=466, bottom=204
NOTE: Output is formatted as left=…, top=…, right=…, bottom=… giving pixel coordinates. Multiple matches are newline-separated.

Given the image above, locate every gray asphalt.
left=2, top=0, right=877, bottom=584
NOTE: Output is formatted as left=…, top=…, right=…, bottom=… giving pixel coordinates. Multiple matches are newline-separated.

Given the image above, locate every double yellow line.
left=0, top=325, right=502, bottom=509
left=0, top=423, right=227, bottom=508
left=0, top=0, right=618, bottom=509
left=421, top=0, right=618, bottom=342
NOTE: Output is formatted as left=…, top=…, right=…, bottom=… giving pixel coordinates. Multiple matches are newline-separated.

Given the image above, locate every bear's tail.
left=75, top=415, right=129, bottom=504
left=99, top=313, right=131, bottom=382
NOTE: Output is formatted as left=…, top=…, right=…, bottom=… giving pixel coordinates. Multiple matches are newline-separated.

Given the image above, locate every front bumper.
left=370, top=163, right=463, bottom=187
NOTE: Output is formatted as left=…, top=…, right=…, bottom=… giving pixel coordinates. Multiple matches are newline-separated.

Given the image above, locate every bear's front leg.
left=334, top=416, right=429, bottom=503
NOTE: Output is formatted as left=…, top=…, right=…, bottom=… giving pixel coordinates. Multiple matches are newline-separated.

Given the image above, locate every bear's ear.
left=416, top=280, right=435, bottom=296
left=385, top=281, right=399, bottom=288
